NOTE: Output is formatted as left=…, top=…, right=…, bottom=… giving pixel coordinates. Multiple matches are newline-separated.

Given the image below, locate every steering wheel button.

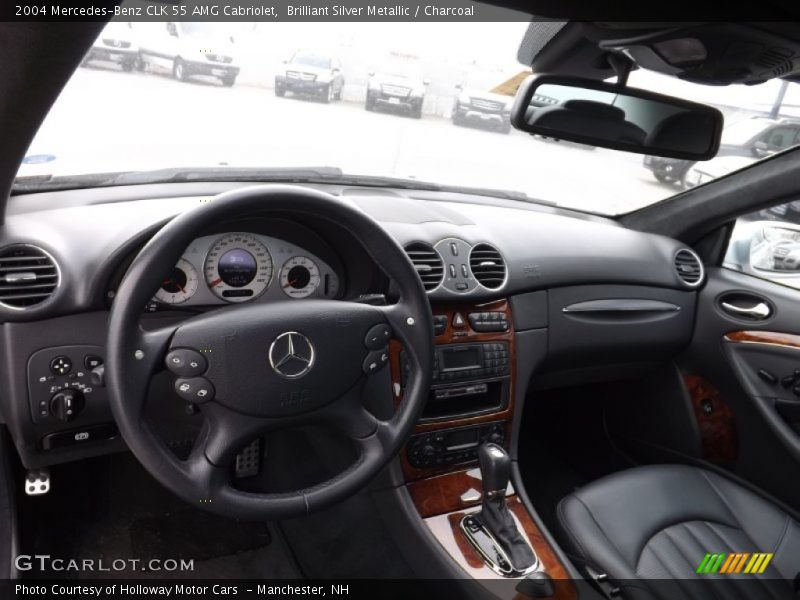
left=364, top=323, right=392, bottom=350
left=363, top=349, right=389, bottom=374
left=174, top=377, right=214, bottom=403
left=165, top=349, right=208, bottom=377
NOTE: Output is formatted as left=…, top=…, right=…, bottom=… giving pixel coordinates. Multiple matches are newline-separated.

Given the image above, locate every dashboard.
left=0, top=182, right=703, bottom=473
left=150, top=232, right=340, bottom=308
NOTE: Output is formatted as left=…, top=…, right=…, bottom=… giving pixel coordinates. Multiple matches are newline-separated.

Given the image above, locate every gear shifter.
left=475, top=443, right=537, bottom=572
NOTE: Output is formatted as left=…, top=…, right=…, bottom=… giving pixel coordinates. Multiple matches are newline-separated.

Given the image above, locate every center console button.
left=433, top=315, right=448, bottom=336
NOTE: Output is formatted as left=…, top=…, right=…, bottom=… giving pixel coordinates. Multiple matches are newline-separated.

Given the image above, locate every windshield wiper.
left=12, top=166, right=553, bottom=206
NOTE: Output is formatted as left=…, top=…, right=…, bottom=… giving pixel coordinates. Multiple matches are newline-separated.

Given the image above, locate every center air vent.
left=0, top=245, right=60, bottom=309
left=674, top=248, right=704, bottom=288
left=404, top=242, right=444, bottom=292
left=470, top=243, right=506, bottom=290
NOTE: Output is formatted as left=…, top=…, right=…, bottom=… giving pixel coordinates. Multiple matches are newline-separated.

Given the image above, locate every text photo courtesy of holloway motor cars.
left=4, top=1, right=800, bottom=599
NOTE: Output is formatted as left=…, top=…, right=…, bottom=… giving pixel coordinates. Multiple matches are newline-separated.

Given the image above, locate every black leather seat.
left=557, top=465, right=800, bottom=599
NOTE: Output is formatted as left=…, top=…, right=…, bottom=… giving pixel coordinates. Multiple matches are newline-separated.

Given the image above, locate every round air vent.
left=470, top=243, right=507, bottom=290
left=674, top=248, right=704, bottom=288
left=404, top=242, right=444, bottom=292
left=0, top=244, right=60, bottom=309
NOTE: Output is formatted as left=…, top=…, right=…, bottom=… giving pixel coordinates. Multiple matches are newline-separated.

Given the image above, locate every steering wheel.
left=106, top=185, right=433, bottom=520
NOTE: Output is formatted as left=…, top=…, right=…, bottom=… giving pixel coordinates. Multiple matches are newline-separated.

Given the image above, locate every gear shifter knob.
left=478, top=443, right=510, bottom=496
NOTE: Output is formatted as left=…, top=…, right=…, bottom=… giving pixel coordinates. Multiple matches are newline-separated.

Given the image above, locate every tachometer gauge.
left=204, top=233, right=273, bottom=303
left=154, top=258, right=199, bottom=305
left=280, top=256, right=321, bottom=299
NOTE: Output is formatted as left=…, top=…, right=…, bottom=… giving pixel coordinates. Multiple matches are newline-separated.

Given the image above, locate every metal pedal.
left=234, top=439, right=261, bottom=479
left=25, top=469, right=50, bottom=496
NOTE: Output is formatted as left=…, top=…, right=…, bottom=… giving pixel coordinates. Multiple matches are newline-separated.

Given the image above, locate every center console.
left=390, top=299, right=517, bottom=480
left=392, top=298, right=576, bottom=598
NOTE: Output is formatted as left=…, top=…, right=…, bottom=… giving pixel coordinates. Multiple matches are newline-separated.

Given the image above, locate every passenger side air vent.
left=0, top=245, right=59, bottom=309
left=404, top=242, right=444, bottom=292
left=470, top=243, right=506, bottom=290
left=674, top=248, right=704, bottom=288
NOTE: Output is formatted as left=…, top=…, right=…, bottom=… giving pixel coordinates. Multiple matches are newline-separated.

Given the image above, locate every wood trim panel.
left=725, top=330, right=800, bottom=350
left=683, top=374, right=737, bottom=463
left=424, top=497, right=576, bottom=598
left=391, top=299, right=517, bottom=480
left=408, top=467, right=514, bottom=518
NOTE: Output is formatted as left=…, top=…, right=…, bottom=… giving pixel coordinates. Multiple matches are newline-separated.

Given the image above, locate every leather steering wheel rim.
left=106, top=185, right=433, bottom=520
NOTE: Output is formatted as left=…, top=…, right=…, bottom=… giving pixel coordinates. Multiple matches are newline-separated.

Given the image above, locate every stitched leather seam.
left=772, top=515, right=791, bottom=555
left=573, top=495, right=632, bottom=575
left=643, top=532, right=702, bottom=600
left=673, top=524, right=729, bottom=600
left=699, top=470, right=743, bottom=527
left=557, top=498, right=589, bottom=560
left=635, top=517, right=734, bottom=562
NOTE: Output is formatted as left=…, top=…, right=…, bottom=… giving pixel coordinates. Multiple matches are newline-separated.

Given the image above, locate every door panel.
left=686, top=266, right=800, bottom=508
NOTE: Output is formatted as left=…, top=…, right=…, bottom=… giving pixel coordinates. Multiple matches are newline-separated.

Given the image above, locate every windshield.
left=19, top=21, right=800, bottom=216
left=721, top=118, right=774, bottom=145
left=178, top=23, right=232, bottom=41
left=378, top=62, right=422, bottom=80
left=290, top=52, right=332, bottom=69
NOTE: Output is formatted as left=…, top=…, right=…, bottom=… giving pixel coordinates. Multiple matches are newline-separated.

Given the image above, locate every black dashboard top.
left=0, top=182, right=698, bottom=322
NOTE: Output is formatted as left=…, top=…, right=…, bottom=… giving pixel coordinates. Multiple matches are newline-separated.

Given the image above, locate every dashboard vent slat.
left=0, top=245, right=59, bottom=309
left=674, top=248, right=704, bottom=288
left=404, top=243, right=444, bottom=292
left=469, top=243, right=506, bottom=290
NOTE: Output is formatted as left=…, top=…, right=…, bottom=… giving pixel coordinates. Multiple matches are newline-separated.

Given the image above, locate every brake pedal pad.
left=25, top=469, right=50, bottom=496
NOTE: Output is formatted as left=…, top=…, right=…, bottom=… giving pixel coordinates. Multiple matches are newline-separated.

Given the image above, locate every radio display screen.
left=440, top=346, right=481, bottom=371
left=446, top=428, right=479, bottom=451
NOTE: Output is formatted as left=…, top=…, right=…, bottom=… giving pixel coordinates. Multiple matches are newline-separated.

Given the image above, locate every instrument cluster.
left=152, top=232, right=340, bottom=307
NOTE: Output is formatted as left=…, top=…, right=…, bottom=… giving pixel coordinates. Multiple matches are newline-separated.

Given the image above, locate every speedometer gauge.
left=154, top=258, right=199, bottom=305
left=204, top=233, right=273, bottom=303
left=280, top=256, right=321, bottom=299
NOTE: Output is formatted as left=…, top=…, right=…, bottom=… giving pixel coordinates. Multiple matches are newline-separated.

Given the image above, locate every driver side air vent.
left=470, top=243, right=506, bottom=290
left=404, top=242, right=444, bottom=291
left=674, top=248, right=704, bottom=288
left=0, top=245, right=60, bottom=309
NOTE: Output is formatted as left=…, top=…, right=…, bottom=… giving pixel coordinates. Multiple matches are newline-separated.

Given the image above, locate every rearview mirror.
left=511, top=75, right=723, bottom=160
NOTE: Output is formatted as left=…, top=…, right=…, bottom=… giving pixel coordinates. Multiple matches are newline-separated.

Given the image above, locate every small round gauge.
left=204, top=233, right=273, bottom=303
left=154, top=258, right=199, bottom=305
left=280, top=256, right=321, bottom=299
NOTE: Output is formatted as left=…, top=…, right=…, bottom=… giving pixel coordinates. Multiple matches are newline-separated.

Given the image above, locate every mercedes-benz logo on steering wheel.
left=269, top=332, right=315, bottom=379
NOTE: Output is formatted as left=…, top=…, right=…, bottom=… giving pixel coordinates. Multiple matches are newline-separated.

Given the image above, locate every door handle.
left=720, top=301, right=772, bottom=320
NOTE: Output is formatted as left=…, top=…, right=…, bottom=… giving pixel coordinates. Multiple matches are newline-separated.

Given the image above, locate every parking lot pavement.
left=25, top=67, right=679, bottom=215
